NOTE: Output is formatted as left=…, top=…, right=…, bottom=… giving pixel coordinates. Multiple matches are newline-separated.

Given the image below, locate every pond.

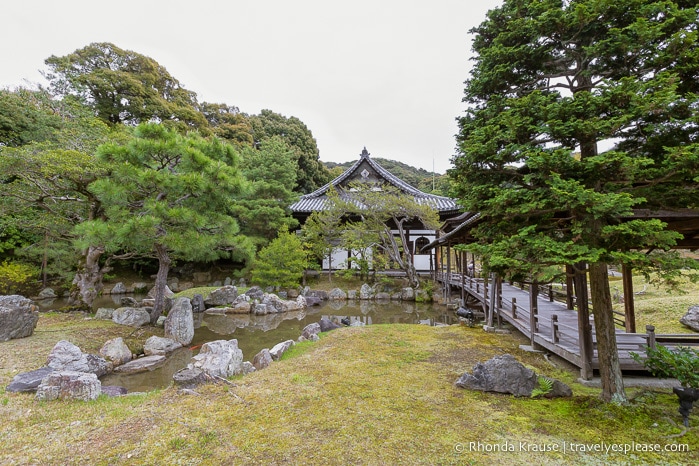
left=92, top=298, right=457, bottom=393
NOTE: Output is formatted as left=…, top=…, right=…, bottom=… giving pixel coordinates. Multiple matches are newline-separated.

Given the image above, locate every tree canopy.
left=248, top=109, right=331, bottom=193
left=451, top=0, right=699, bottom=402
left=77, top=123, right=251, bottom=321
left=44, top=42, right=207, bottom=130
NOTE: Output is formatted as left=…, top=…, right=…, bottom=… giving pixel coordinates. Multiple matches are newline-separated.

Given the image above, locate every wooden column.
left=460, top=250, right=466, bottom=305
left=574, top=263, right=594, bottom=380
left=565, top=264, right=575, bottom=310
left=529, top=281, right=539, bottom=345
left=622, top=264, right=636, bottom=333
left=445, top=242, right=452, bottom=303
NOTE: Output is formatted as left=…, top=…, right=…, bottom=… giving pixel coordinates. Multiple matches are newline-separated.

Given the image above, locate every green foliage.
left=531, top=376, right=554, bottom=398
left=198, top=102, right=254, bottom=147
left=231, top=137, right=299, bottom=249
left=0, top=261, right=38, bottom=295
left=44, top=42, right=207, bottom=131
left=251, top=230, right=309, bottom=289
left=248, top=109, right=330, bottom=193
left=631, top=345, right=699, bottom=389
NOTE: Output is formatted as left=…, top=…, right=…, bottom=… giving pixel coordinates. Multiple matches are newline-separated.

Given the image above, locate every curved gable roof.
left=290, top=148, right=459, bottom=214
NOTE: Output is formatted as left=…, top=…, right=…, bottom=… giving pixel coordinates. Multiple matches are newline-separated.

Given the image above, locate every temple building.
left=290, top=148, right=460, bottom=272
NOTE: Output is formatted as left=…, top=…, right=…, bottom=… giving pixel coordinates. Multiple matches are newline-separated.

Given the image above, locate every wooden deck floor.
left=439, top=273, right=699, bottom=377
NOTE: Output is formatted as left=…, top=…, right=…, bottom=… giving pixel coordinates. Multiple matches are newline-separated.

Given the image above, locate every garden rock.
left=245, top=286, right=265, bottom=301
left=144, top=335, right=183, bottom=356
left=120, top=296, right=140, bottom=307
left=359, top=284, right=373, bottom=300
left=455, top=354, right=571, bottom=398
left=319, top=317, right=342, bottom=332
left=36, top=371, right=101, bottom=401
left=302, top=322, right=321, bottom=340
left=191, top=294, right=205, bottom=313
left=0, top=295, right=39, bottom=342
left=173, top=367, right=208, bottom=389
left=112, top=307, right=151, bottom=327
left=164, top=297, right=194, bottom=345
left=94, top=308, right=115, bottom=320
left=110, top=282, right=127, bottom=294
left=401, top=287, right=415, bottom=301
left=188, top=339, right=244, bottom=378
left=253, top=348, right=273, bottom=370
left=269, top=340, right=295, bottom=360
left=205, top=285, right=238, bottom=307
left=114, top=355, right=167, bottom=374
left=6, top=367, right=54, bottom=393
left=305, top=289, right=328, bottom=301
left=328, top=288, right=347, bottom=300
left=47, top=340, right=112, bottom=377
left=305, top=296, right=322, bottom=306
left=37, top=287, right=57, bottom=299
left=99, top=337, right=133, bottom=366
left=679, top=305, right=699, bottom=332
left=147, top=285, right=175, bottom=299
left=101, top=385, right=128, bottom=397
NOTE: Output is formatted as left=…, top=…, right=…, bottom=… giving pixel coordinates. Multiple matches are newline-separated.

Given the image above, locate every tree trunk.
left=68, top=245, right=106, bottom=309
left=589, top=261, right=627, bottom=403
left=151, top=243, right=171, bottom=325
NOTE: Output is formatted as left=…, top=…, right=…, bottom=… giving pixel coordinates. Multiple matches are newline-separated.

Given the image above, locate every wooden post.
left=496, top=275, right=502, bottom=328
left=445, top=242, right=452, bottom=303
left=551, top=314, right=559, bottom=343
left=512, top=297, right=517, bottom=319
left=646, top=325, right=656, bottom=350
left=529, top=280, right=539, bottom=345
left=548, top=284, right=554, bottom=302
left=622, top=264, right=636, bottom=333
left=488, top=273, right=497, bottom=328
left=565, top=264, right=575, bottom=310
left=460, top=250, right=466, bottom=305
left=574, top=263, right=594, bottom=380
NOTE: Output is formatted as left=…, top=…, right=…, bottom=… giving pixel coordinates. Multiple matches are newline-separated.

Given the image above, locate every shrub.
left=631, top=345, right=699, bottom=388
left=0, top=261, right=38, bottom=295
left=251, top=231, right=309, bottom=289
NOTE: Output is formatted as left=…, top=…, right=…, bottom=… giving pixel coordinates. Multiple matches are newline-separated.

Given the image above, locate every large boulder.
left=301, top=322, right=321, bottom=340
left=679, top=305, right=699, bottom=332
left=269, top=340, right=295, bottom=361
left=112, top=307, right=151, bottom=327
left=173, top=367, right=208, bottom=389
left=205, top=286, right=239, bottom=307
left=328, top=288, right=348, bottom=300
left=164, top=297, right=194, bottom=345
left=110, top=282, right=127, bottom=294
left=252, top=348, right=273, bottom=370
left=113, top=355, right=167, bottom=374
left=245, top=286, right=265, bottom=301
left=0, top=295, right=39, bottom=342
left=6, top=367, right=54, bottom=393
left=36, top=371, right=101, bottom=401
left=319, top=317, right=342, bottom=332
left=455, top=354, right=571, bottom=398
left=94, top=308, right=115, bottom=320
left=47, top=340, right=112, bottom=377
left=359, top=284, right=373, bottom=300
left=401, top=287, right=415, bottom=301
left=144, top=335, right=183, bottom=356
left=99, top=337, right=133, bottom=367
left=190, top=294, right=205, bottom=313
left=188, top=339, right=244, bottom=378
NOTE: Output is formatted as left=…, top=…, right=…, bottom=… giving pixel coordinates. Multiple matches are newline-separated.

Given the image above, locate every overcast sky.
left=1, top=0, right=502, bottom=174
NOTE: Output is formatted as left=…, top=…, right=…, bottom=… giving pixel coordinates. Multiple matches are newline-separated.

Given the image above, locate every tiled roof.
left=290, top=148, right=460, bottom=214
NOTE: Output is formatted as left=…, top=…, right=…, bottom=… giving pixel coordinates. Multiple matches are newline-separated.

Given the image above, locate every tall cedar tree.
left=452, top=0, right=699, bottom=402
left=77, top=123, right=250, bottom=323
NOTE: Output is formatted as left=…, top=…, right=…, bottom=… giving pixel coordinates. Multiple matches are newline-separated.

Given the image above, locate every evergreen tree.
left=452, top=0, right=699, bottom=401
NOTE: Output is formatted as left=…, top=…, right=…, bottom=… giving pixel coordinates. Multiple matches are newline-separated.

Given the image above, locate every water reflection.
left=96, top=299, right=454, bottom=392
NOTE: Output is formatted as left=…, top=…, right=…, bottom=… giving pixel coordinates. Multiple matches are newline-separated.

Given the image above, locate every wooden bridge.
left=438, top=272, right=699, bottom=379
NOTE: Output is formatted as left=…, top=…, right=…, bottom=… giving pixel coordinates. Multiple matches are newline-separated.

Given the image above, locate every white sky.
left=1, top=0, right=502, bottom=174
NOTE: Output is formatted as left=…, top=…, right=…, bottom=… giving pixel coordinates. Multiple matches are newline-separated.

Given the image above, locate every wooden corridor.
left=438, top=272, right=699, bottom=379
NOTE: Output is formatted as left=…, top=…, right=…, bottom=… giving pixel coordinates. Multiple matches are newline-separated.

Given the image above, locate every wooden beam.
left=622, top=264, right=636, bottom=334
left=574, top=263, right=594, bottom=380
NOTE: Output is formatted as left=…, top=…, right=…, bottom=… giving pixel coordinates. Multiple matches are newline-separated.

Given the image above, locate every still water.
left=95, top=299, right=457, bottom=392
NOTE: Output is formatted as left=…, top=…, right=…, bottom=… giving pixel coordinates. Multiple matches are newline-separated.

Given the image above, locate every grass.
left=611, top=273, right=699, bottom=334
left=1, top=313, right=697, bottom=465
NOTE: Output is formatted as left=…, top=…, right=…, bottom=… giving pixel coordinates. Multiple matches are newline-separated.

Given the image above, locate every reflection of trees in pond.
left=204, top=310, right=307, bottom=334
